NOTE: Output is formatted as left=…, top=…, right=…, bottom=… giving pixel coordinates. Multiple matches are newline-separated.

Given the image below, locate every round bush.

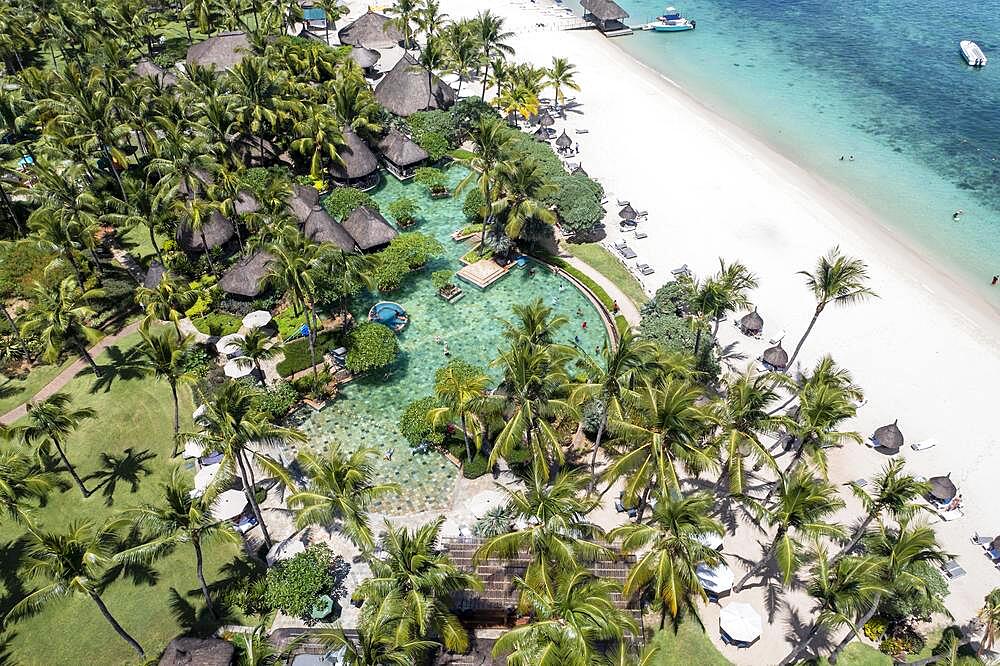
left=345, top=322, right=399, bottom=373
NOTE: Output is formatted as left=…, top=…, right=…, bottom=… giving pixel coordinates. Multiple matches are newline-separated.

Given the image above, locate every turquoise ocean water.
left=566, top=0, right=1000, bottom=301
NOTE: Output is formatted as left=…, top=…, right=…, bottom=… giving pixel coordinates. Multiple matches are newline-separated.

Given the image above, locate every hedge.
left=534, top=254, right=627, bottom=335
left=276, top=331, right=342, bottom=377
left=191, top=312, right=243, bottom=337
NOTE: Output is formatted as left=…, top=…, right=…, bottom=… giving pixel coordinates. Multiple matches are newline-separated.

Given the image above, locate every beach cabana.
left=176, top=211, right=235, bottom=252
left=185, top=31, right=250, bottom=70
left=928, top=474, right=957, bottom=502
left=377, top=129, right=429, bottom=180
left=143, top=260, right=167, bottom=289
left=739, top=309, right=763, bottom=336
left=134, top=59, right=178, bottom=87
left=337, top=10, right=402, bottom=49
left=719, top=602, right=762, bottom=645
left=327, top=129, right=380, bottom=190
left=302, top=204, right=358, bottom=252
left=341, top=206, right=397, bottom=252
left=555, top=130, right=573, bottom=151
left=159, top=637, right=235, bottom=666
left=375, top=54, right=457, bottom=117
left=761, top=343, right=788, bottom=371
left=581, top=0, right=632, bottom=36
left=219, top=250, right=274, bottom=298
left=871, top=420, right=903, bottom=452
left=348, top=46, right=381, bottom=72
left=619, top=204, right=637, bottom=220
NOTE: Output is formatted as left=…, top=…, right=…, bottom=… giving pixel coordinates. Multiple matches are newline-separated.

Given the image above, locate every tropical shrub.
left=370, top=232, right=443, bottom=291
left=446, top=441, right=489, bottom=479
left=191, top=312, right=243, bottom=336
left=462, top=188, right=485, bottom=221
left=0, top=242, right=58, bottom=297
left=407, top=109, right=457, bottom=145
left=179, top=344, right=214, bottom=378
left=879, top=636, right=907, bottom=657
left=322, top=187, right=379, bottom=220
left=218, top=297, right=257, bottom=316
left=276, top=331, right=342, bottom=377
left=399, top=396, right=444, bottom=446
left=263, top=544, right=349, bottom=620
left=545, top=174, right=605, bottom=236
left=432, top=269, right=454, bottom=292
left=252, top=381, right=299, bottom=419
left=387, top=197, right=419, bottom=227
left=414, top=167, right=449, bottom=195
left=450, top=97, right=499, bottom=137
left=881, top=560, right=949, bottom=620
left=473, top=505, right=514, bottom=537
left=345, top=322, right=399, bottom=373
left=864, top=617, right=889, bottom=642
left=413, top=131, right=450, bottom=162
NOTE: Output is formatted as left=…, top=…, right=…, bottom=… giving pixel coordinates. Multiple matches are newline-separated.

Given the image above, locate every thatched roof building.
left=177, top=211, right=235, bottom=252
left=159, top=637, right=234, bottom=666
left=374, top=54, right=456, bottom=117
left=555, top=130, right=572, bottom=150
left=327, top=129, right=379, bottom=188
left=581, top=0, right=630, bottom=34
left=348, top=46, right=381, bottom=70
left=337, top=11, right=402, bottom=49
left=287, top=184, right=320, bottom=222
left=762, top=343, right=788, bottom=371
left=143, top=260, right=167, bottom=289
left=618, top=204, right=636, bottom=220
left=341, top=206, right=396, bottom=251
left=233, top=190, right=260, bottom=216
left=134, top=59, right=178, bottom=87
left=377, top=129, right=429, bottom=179
left=872, top=420, right=903, bottom=451
left=928, top=474, right=957, bottom=502
left=186, top=32, right=250, bottom=70
left=302, top=205, right=358, bottom=252
left=219, top=251, right=274, bottom=297
left=739, top=309, right=763, bottom=336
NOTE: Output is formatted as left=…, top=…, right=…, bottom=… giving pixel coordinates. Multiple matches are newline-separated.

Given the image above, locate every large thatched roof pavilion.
left=176, top=211, right=235, bottom=252
left=134, top=59, right=178, bottom=87
left=376, top=129, right=429, bottom=180
left=327, top=129, right=380, bottom=189
left=581, top=0, right=631, bottom=35
left=337, top=10, right=402, bottom=49
left=341, top=206, right=397, bottom=251
left=218, top=251, right=274, bottom=298
left=302, top=204, right=358, bottom=252
left=374, top=54, right=456, bottom=117
left=158, top=637, right=234, bottom=666
left=186, top=32, right=250, bottom=70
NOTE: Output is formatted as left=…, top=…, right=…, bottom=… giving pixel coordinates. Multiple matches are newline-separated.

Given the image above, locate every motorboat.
left=960, top=40, right=987, bottom=67
left=641, top=6, right=695, bottom=32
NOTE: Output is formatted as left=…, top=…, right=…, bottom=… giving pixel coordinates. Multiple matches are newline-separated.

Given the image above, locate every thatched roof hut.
left=739, top=309, right=763, bottom=336
left=348, top=46, right=381, bottom=70
left=618, top=204, right=636, bottom=220
left=327, top=129, right=379, bottom=184
left=302, top=205, right=358, bottom=252
left=341, top=206, right=397, bottom=251
left=872, top=420, right=903, bottom=451
left=581, top=0, right=630, bottom=33
left=532, top=126, right=549, bottom=142
left=185, top=32, right=250, bottom=70
left=337, top=10, right=402, bottom=49
left=928, top=474, right=957, bottom=502
left=374, top=54, right=456, bottom=117
left=555, top=130, right=572, bottom=150
left=762, top=343, right=788, bottom=371
left=177, top=211, right=235, bottom=252
left=134, top=59, right=178, bottom=87
left=571, top=164, right=589, bottom=177
left=158, top=637, right=234, bottom=666
left=219, top=251, right=274, bottom=297
left=377, top=129, right=428, bottom=178
left=143, top=260, right=167, bottom=288
left=287, top=184, right=320, bottom=222
left=538, top=111, right=555, bottom=128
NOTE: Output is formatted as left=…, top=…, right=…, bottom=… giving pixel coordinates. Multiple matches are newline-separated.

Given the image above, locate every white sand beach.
left=344, top=0, right=1000, bottom=660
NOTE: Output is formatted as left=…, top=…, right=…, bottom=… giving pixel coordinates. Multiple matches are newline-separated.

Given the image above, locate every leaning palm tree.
left=265, top=230, right=323, bottom=383
left=839, top=458, right=927, bottom=557
left=767, top=354, right=864, bottom=417
left=20, top=277, right=104, bottom=375
left=734, top=467, right=846, bottom=591
left=355, top=517, right=482, bottom=653
left=117, top=468, right=239, bottom=618
left=319, top=592, right=438, bottom=665
left=0, top=445, right=59, bottom=525
left=500, top=297, right=568, bottom=347
left=781, top=383, right=861, bottom=479
left=17, top=392, right=95, bottom=497
left=442, top=20, right=479, bottom=97
left=135, top=275, right=198, bottom=337
left=978, top=588, right=1000, bottom=658
left=286, top=446, right=400, bottom=551
left=473, top=10, right=515, bottom=100
left=103, top=177, right=171, bottom=264
left=455, top=116, right=509, bottom=246
left=546, top=56, right=580, bottom=110
left=610, top=490, right=724, bottom=628
left=233, top=327, right=282, bottom=377
left=137, top=329, right=195, bottom=443
left=491, top=157, right=556, bottom=241
left=386, top=0, right=419, bottom=50
left=787, top=247, right=877, bottom=369
left=6, top=520, right=145, bottom=656
left=428, top=359, right=490, bottom=462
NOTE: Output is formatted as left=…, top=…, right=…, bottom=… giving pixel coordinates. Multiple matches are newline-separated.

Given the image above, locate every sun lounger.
left=942, top=560, right=966, bottom=579
left=639, top=265, right=655, bottom=276
left=987, top=547, right=1000, bottom=561
left=617, top=199, right=630, bottom=206
left=634, top=231, right=648, bottom=239
left=671, top=264, right=691, bottom=279
left=575, top=129, right=589, bottom=134
left=911, top=439, right=937, bottom=451
left=853, top=478, right=869, bottom=488
left=612, top=240, right=627, bottom=251
left=620, top=247, right=637, bottom=259
left=973, top=532, right=993, bottom=547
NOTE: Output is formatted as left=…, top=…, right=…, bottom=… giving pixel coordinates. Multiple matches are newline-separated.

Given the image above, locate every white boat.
left=960, top=40, right=987, bottom=67
left=640, top=6, right=695, bottom=32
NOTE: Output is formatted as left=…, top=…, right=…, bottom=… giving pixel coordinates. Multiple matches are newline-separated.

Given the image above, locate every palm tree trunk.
left=236, top=450, right=271, bottom=548
left=1, top=305, right=21, bottom=341
left=170, top=382, right=180, bottom=451
left=192, top=535, right=218, bottom=619
left=693, top=327, right=702, bottom=356
left=636, top=484, right=652, bottom=523
left=779, top=622, right=821, bottom=665
left=787, top=305, right=824, bottom=370
left=76, top=341, right=101, bottom=377
left=52, top=439, right=89, bottom=496
left=764, top=445, right=803, bottom=503
left=767, top=392, right=799, bottom=417
left=102, top=145, right=127, bottom=202
left=307, top=304, right=319, bottom=384
left=829, top=595, right=880, bottom=664
left=67, top=251, right=86, bottom=286
left=199, top=229, right=215, bottom=273
left=0, top=182, right=22, bottom=234
left=149, top=226, right=164, bottom=264
left=735, top=534, right=781, bottom=591
left=836, top=514, right=875, bottom=559
left=460, top=411, right=472, bottom=462
left=90, top=591, right=144, bottom=657
left=480, top=58, right=490, bottom=100
left=587, top=414, right=606, bottom=495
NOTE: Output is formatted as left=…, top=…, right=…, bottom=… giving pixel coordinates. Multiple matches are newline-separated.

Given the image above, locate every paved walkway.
left=0, top=320, right=143, bottom=425
left=558, top=251, right=643, bottom=327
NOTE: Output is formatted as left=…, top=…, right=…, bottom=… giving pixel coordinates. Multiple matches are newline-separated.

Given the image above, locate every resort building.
left=347, top=46, right=381, bottom=77
left=327, top=128, right=380, bottom=190
left=159, top=637, right=234, bottom=666
left=176, top=211, right=235, bottom=252
left=580, top=0, right=632, bottom=36
left=336, top=10, right=403, bottom=49
left=341, top=205, right=397, bottom=252
left=376, top=129, right=430, bottom=180
left=185, top=31, right=250, bottom=70
left=218, top=251, right=274, bottom=298
left=301, top=204, right=358, bottom=252
left=374, top=54, right=457, bottom=117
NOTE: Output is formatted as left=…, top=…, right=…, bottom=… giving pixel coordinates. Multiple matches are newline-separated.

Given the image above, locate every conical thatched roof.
left=571, top=164, right=588, bottom=177
left=739, top=309, right=763, bottom=335
left=177, top=211, right=235, bottom=251
left=302, top=204, right=357, bottom=252
left=338, top=11, right=402, bottom=49
left=533, top=126, right=549, bottom=142
left=341, top=206, right=397, bottom=251
left=159, top=637, right=235, bottom=666
left=619, top=204, right=636, bottom=220
left=555, top=130, right=572, bottom=149
left=538, top=112, right=555, bottom=127
left=872, top=420, right=903, bottom=451
left=374, top=54, right=456, bottom=117
left=348, top=46, right=381, bottom=69
left=186, top=32, right=250, bottom=70
left=287, top=184, right=320, bottom=222
left=377, top=129, right=429, bottom=168
left=219, top=251, right=273, bottom=297
left=762, top=343, right=788, bottom=370
left=143, top=260, right=167, bottom=289
left=134, top=59, right=178, bottom=87
left=928, top=474, right=957, bottom=501
left=328, top=129, right=379, bottom=181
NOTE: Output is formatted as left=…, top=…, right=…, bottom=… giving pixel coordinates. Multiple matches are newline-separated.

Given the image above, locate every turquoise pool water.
left=294, top=168, right=606, bottom=515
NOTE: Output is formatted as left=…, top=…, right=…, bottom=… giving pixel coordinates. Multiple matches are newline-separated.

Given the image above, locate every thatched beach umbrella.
left=571, top=164, right=588, bottom=177
left=618, top=204, right=637, bottom=220
left=376, top=129, right=429, bottom=176
left=338, top=10, right=403, bottom=49
left=739, top=309, right=763, bottom=336
left=374, top=54, right=456, bottom=117
left=928, top=474, right=957, bottom=502
left=533, top=126, right=549, bottom=142
left=218, top=250, right=274, bottom=298
left=538, top=111, right=555, bottom=128
left=872, top=420, right=903, bottom=451
left=160, top=637, right=234, bottom=666
left=348, top=46, right=381, bottom=70
left=342, top=206, right=397, bottom=251
left=287, top=183, right=319, bottom=222
left=762, top=343, right=788, bottom=371
left=555, top=130, right=572, bottom=150
left=185, top=31, right=249, bottom=70
left=134, top=59, right=178, bottom=87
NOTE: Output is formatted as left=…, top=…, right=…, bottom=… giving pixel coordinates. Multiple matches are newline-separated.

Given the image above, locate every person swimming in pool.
left=384, top=448, right=394, bottom=461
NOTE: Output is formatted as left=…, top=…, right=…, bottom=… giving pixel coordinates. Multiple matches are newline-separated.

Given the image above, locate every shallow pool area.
left=295, top=168, right=607, bottom=515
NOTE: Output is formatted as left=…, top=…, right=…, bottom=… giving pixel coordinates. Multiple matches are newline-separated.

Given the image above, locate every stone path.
left=558, top=252, right=643, bottom=326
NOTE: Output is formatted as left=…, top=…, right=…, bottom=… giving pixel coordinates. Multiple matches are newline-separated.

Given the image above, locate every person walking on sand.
left=992, top=275, right=998, bottom=286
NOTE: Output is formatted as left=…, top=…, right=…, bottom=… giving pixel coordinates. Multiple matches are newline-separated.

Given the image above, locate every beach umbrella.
left=242, top=310, right=272, bottom=330
left=533, top=126, right=549, bottom=142
left=192, top=463, right=220, bottom=497
left=538, top=111, right=555, bottom=127
left=762, top=343, right=788, bottom=371
left=739, top=309, right=764, bottom=335
left=211, top=489, right=248, bottom=521
left=618, top=204, right=637, bottom=220
left=696, top=562, right=734, bottom=594
left=224, top=359, right=255, bottom=379
left=571, top=164, right=588, bottom=177
left=216, top=333, right=243, bottom=358
left=555, top=130, right=572, bottom=150
left=266, top=534, right=307, bottom=565
left=928, top=474, right=957, bottom=502
left=182, top=439, right=205, bottom=460
left=872, top=420, right=903, bottom=451
left=695, top=531, right=724, bottom=551
left=720, top=602, right=762, bottom=643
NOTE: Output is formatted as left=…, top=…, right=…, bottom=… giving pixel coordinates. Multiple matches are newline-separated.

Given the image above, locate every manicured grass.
left=0, top=330, right=243, bottom=665
left=648, top=619, right=731, bottom=666
left=805, top=642, right=891, bottom=666
left=0, top=359, right=73, bottom=414
left=564, top=242, right=650, bottom=308
left=120, top=224, right=168, bottom=266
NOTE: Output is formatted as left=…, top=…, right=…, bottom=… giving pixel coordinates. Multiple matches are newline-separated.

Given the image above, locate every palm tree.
left=491, top=158, right=556, bottom=241
left=135, top=274, right=198, bottom=337
left=386, top=0, right=418, bottom=50
left=319, top=593, right=438, bottom=665
left=314, top=0, right=349, bottom=46
left=286, top=446, right=400, bottom=551
left=233, top=327, right=281, bottom=377
left=455, top=115, right=509, bottom=246
left=355, top=517, right=481, bottom=652
left=329, top=70, right=384, bottom=140
left=839, top=458, right=927, bottom=557
left=117, top=468, right=239, bottom=617
left=493, top=567, right=637, bottom=666
left=229, top=56, right=300, bottom=164
left=767, top=354, right=864, bottom=417
left=496, top=84, right=539, bottom=127
left=610, top=490, right=724, bottom=628
left=734, top=467, right=846, bottom=591
left=780, top=546, right=885, bottom=665
left=0, top=445, right=59, bottom=525
left=442, top=20, right=479, bottom=97
left=103, top=177, right=171, bottom=264
left=781, top=383, right=860, bottom=479
left=500, top=297, right=568, bottom=347
left=265, top=230, right=323, bottom=383
left=137, top=329, right=195, bottom=443
left=416, top=0, right=448, bottom=41
left=474, top=470, right=609, bottom=590
left=787, top=247, right=877, bottom=369
left=570, top=329, right=658, bottom=493
left=473, top=10, right=515, bottom=100
left=546, top=56, right=580, bottom=111
left=978, top=588, right=1000, bottom=658
left=6, top=520, right=145, bottom=656
left=416, top=37, right=448, bottom=111
left=290, top=104, right=345, bottom=181
left=428, top=359, right=489, bottom=462
left=17, top=392, right=95, bottom=497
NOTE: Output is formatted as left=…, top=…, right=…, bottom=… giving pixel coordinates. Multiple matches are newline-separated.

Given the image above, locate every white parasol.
left=224, top=359, right=255, bottom=378
left=192, top=463, right=220, bottom=497
left=696, top=531, right=724, bottom=550
left=266, top=535, right=307, bottom=565
left=216, top=333, right=243, bottom=357
left=720, top=602, right=762, bottom=643
left=242, top=310, right=272, bottom=330
left=211, top=489, right=248, bottom=521
left=696, top=562, right=734, bottom=594
left=181, top=439, right=204, bottom=459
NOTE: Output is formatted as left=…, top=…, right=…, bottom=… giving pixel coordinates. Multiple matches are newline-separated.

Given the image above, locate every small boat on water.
left=960, top=40, right=987, bottom=67
left=641, top=6, right=695, bottom=32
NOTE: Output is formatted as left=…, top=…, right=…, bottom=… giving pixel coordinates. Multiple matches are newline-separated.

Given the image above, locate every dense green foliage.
left=399, top=396, right=445, bottom=446
left=387, top=197, right=419, bottom=226
left=251, top=380, right=299, bottom=419
left=0, top=243, right=60, bottom=297
left=345, top=322, right=399, bottom=373
left=463, top=188, right=485, bottom=221
left=406, top=110, right=458, bottom=160
left=276, top=331, right=342, bottom=377
left=263, top=544, right=348, bottom=620
left=322, top=187, right=380, bottom=221
left=371, top=232, right=444, bottom=291
left=546, top=174, right=605, bottom=235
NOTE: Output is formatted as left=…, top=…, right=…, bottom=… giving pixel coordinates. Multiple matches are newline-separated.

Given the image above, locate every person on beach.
left=992, top=275, right=998, bottom=286
left=582, top=321, right=587, bottom=330
left=612, top=300, right=620, bottom=313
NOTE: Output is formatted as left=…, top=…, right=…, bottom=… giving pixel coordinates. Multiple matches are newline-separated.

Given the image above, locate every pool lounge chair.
left=942, top=559, right=966, bottom=579
left=637, top=263, right=655, bottom=276
left=987, top=547, right=1000, bottom=561
left=634, top=231, right=648, bottom=239
left=911, top=439, right=937, bottom=451
left=671, top=264, right=691, bottom=278
left=620, top=246, right=637, bottom=260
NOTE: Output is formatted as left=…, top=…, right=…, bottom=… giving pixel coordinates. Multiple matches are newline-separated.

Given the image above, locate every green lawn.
left=805, top=643, right=891, bottom=666
left=648, top=619, right=731, bottom=666
left=0, top=330, right=243, bottom=665
left=563, top=242, right=650, bottom=309
left=0, top=359, right=73, bottom=414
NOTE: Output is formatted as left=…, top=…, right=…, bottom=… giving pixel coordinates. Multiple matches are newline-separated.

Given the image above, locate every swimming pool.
left=294, top=167, right=607, bottom=515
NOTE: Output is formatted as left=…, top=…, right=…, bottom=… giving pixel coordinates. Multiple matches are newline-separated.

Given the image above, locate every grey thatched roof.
left=342, top=205, right=397, bottom=251
left=555, top=130, right=572, bottom=149
left=177, top=211, right=235, bottom=251
left=337, top=11, right=402, bottom=49
left=328, top=129, right=379, bottom=181
left=134, top=59, right=178, bottom=86
left=928, top=474, right=957, bottom=501
left=533, top=126, right=549, bottom=142
left=571, top=164, right=589, bottom=177
left=143, top=260, right=167, bottom=288
left=287, top=184, right=320, bottom=222
left=302, top=204, right=357, bottom=251
left=538, top=111, right=555, bottom=127
left=234, top=190, right=259, bottom=216
left=186, top=32, right=250, bottom=70
left=159, top=637, right=235, bottom=666
left=377, top=129, right=429, bottom=168
left=374, top=54, right=456, bottom=117
left=762, top=343, right=788, bottom=370
left=618, top=204, right=636, bottom=220
left=581, top=0, right=629, bottom=21
left=739, top=309, right=763, bottom=334
left=219, top=251, right=273, bottom=297
left=872, top=420, right=903, bottom=451
left=348, top=46, right=381, bottom=69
